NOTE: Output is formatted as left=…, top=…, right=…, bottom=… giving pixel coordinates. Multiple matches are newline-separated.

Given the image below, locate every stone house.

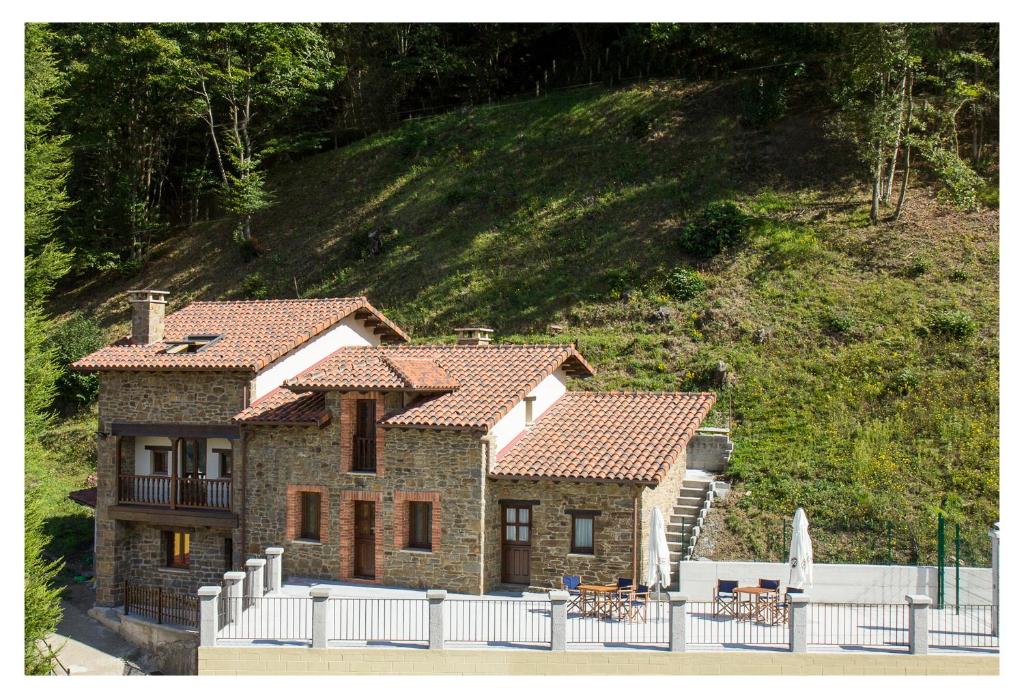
left=75, top=291, right=722, bottom=602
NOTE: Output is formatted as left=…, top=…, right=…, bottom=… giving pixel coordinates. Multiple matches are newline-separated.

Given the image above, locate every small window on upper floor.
left=146, top=445, right=170, bottom=476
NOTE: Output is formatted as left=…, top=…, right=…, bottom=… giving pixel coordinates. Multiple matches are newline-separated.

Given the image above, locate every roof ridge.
left=187, top=296, right=366, bottom=305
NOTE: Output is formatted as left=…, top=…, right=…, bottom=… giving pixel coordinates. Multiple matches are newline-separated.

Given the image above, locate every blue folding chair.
left=714, top=579, right=739, bottom=616
left=561, top=575, right=583, bottom=613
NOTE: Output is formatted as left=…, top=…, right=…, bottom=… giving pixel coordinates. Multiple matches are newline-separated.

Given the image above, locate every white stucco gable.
left=489, top=368, right=568, bottom=452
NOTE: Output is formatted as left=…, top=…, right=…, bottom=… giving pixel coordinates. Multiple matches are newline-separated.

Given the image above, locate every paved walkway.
left=46, top=583, right=149, bottom=676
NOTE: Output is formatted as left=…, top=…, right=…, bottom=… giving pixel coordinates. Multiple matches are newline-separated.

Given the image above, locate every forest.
left=25, top=23, right=998, bottom=673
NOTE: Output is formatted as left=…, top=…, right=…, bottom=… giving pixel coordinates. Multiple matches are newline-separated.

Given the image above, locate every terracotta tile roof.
left=286, top=344, right=594, bottom=430
left=72, top=297, right=408, bottom=372
left=286, top=349, right=461, bottom=392
left=68, top=487, right=97, bottom=509
left=234, top=387, right=330, bottom=426
left=491, top=391, right=717, bottom=484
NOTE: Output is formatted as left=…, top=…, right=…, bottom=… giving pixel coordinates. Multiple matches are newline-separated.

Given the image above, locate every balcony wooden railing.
left=117, top=474, right=232, bottom=511
left=352, top=435, right=377, bottom=472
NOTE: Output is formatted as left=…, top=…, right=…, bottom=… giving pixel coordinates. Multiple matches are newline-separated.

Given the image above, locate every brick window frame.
left=339, top=392, right=386, bottom=475
left=394, top=491, right=442, bottom=553
left=339, top=490, right=384, bottom=583
left=286, top=484, right=329, bottom=543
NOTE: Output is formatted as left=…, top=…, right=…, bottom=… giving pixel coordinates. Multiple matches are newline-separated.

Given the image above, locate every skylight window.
left=164, top=334, right=222, bottom=354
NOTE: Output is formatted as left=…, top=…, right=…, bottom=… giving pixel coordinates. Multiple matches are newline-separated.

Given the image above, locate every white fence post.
left=245, top=558, right=266, bottom=599
left=310, top=585, right=331, bottom=649
left=426, top=589, right=446, bottom=650
left=906, top=594, right=931, bottom=655
left=265, top=547, right=284, bottom=594
left=198, top=586, right=221, bottom=647
left=787, top=593, right=809, bottom=652
left=549, top=590, right=568, bottom=651
left=668, top=592, right=688, bottom=652
left=989, top=523, right=999, bottom=635
left=223, top=571, right=245, bottom=625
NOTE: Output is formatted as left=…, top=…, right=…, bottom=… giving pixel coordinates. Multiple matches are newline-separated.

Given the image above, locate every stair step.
left=675, top=496, right=703, bottom=506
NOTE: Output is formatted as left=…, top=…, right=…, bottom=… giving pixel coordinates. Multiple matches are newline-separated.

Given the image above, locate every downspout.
left=632, top=486, right=641, bottom=583
left=240, top=428, right=247, bottom=564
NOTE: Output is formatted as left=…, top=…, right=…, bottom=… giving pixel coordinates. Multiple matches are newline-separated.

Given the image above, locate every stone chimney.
left=128, top=289, right=168, bottom=345
left=454, top=327, right=494, bottom=346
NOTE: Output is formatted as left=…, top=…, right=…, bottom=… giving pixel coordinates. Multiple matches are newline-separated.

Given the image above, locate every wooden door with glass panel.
left=501, top=504, right=532, bottom=584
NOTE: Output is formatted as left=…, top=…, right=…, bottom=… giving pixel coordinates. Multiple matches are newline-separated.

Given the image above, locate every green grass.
left=53, top=79, right=999, bottom=565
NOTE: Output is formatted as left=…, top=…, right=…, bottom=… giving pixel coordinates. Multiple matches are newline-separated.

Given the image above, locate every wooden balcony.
left=117, top=474, right=232, bottom=511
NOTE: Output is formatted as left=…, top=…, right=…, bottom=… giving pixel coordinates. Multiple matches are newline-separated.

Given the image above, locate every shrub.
left=923, top=143, right=985, bottom=211
left=927, top=309, right=977, bottom=340
left=739, top=76, right=788, bottom=128
left=950, top=268, right=969, bottom=282
left=49, top=312, right=104, bottom=410
left=905, top=255, right=932, bottom=278
left=888, top=368, right=921, bottom=396
left=241, top=272, right=269, bottom=300
left=823, top=309, right=854, bottom=335
left=666, top=268, right=706, bottom=302
left=679, top=201, right=750, bottom=258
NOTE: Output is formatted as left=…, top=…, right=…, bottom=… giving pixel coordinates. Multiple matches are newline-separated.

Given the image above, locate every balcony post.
left=245, top=558, right=266, bottom=599
left=787, top=593, right=809, bottom=652
left=265, top=547, right=284, bottom=593
left=198, top=586, right=221, bottom=647
left=549, top=590, right=569, bottom=651
left=906, top=594, right=931, bottom=655
left=115, top=436, right=122, bottom=503
left=426, top=589, right=446, bottom=650
left=170, top=438, right=180, bottom=509
left=310, top=585, right=331, bottom=649
left=668, top=592, right=688, bottom=652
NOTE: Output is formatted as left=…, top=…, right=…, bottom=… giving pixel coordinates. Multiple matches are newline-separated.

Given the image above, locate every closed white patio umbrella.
left=646, top=508, right=672, bottom=591
left=788, top=508, right=813, bottom=591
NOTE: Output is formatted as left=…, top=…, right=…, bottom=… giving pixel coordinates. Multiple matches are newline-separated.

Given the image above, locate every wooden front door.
left=501, top=504, right=532, bottom=585
left=354, top=501, right=376, bottom=579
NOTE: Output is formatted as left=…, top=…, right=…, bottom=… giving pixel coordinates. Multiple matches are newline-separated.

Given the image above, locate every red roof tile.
left=492, top=391, right=717, bottom=484
left=72, top=297, right=408, bottom=372
left=286, top=344, right=594, bottom=430
left=234, top=387, right=330, bottom=425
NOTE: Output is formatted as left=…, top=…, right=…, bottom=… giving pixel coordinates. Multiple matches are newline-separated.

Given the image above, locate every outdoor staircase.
left=666, top=476, right=715, bottom=563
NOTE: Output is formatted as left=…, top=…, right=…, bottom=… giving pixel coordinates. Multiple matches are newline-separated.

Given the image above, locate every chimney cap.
left=127, top=289, right=169, bottom=303
left=454, top=327, right=494, bottom=346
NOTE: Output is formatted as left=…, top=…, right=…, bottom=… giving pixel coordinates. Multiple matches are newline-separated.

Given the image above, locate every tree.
left=174, top=24, right=334, bottom=241
left=24, top=23, right=72, bottom=674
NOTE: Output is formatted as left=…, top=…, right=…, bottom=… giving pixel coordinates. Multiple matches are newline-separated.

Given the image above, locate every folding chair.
left=561, top=575, right=583, bottom=614
left=713, top=579, right=739, bottom=617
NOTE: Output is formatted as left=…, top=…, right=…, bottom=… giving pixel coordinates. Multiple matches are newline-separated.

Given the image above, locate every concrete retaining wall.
left=198, top=646, right=997, bottom=675
left=678, top=560, right=993, bottom=603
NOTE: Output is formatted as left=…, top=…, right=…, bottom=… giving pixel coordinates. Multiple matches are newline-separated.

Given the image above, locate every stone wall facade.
left=120, top=522, right=233, bottom=596
left=94, top=370, right=248, bottom=606
left=242, top=391, right=488, bottom=594
left=485, top=479, right=642, bottom=591
left=639, top=450, right=687, bottom=583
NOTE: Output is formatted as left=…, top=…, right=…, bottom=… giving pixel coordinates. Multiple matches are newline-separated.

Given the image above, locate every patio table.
left=577, top=583, right=621, bottom=619
left=734, top=586, right=777, bottom=623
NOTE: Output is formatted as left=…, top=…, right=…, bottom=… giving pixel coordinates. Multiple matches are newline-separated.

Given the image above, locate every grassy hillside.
left=55, top=79, right=999, bottom=565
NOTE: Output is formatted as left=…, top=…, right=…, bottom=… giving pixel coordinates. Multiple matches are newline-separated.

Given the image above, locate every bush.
left=923, top=143, right=985, bottom=211
left=679, top=201, right=750, bottom=258
left=950, top=268, right=969, bottom=282
left=50, top=312, right=104, bottom=410
left=823, top=309, right=854, bottom=335
left=905, top=255, right=932, bottom=278
left=888, top=368, right=921, bottom=396
left=927, top=309, right=977, bottom=340
left=666, top=268, right=706, bottom=302
left=241, top=272, right=269, bottom=300
left=739, top=76, right=788, bottom=128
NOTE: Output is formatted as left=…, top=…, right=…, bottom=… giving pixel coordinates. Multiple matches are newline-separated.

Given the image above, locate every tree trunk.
left=893, top=79, right=915, bottom=222
left=884, top=72, right=908, bottom=204
left=870, top=144, right=883, bottom=225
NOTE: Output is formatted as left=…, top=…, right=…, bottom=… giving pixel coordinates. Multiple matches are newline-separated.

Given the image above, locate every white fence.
left=678, top=561, right=994, bottom=604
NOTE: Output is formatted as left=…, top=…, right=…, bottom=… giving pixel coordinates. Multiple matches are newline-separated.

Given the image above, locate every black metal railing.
left=807, top=603, right=908, bottom=648
left=352, top=435, right=376, bottom=472
left=566, top=599, right=670, bottom=648
left=929, top=605, right=998, bottom=649
left=124, top=581, right=198, bottom=629
left=445, top=599, right=550, bottom=647
left=216, top=597, right=313, bottom=642
left=329, top=598, right=429, bottom=644
left=685, top=601, right=788, bottom=647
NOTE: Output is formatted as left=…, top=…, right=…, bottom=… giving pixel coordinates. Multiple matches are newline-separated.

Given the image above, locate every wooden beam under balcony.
left=107, top=504, right=237, bottom=529
left=110, top=422, right=241, bottom=439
